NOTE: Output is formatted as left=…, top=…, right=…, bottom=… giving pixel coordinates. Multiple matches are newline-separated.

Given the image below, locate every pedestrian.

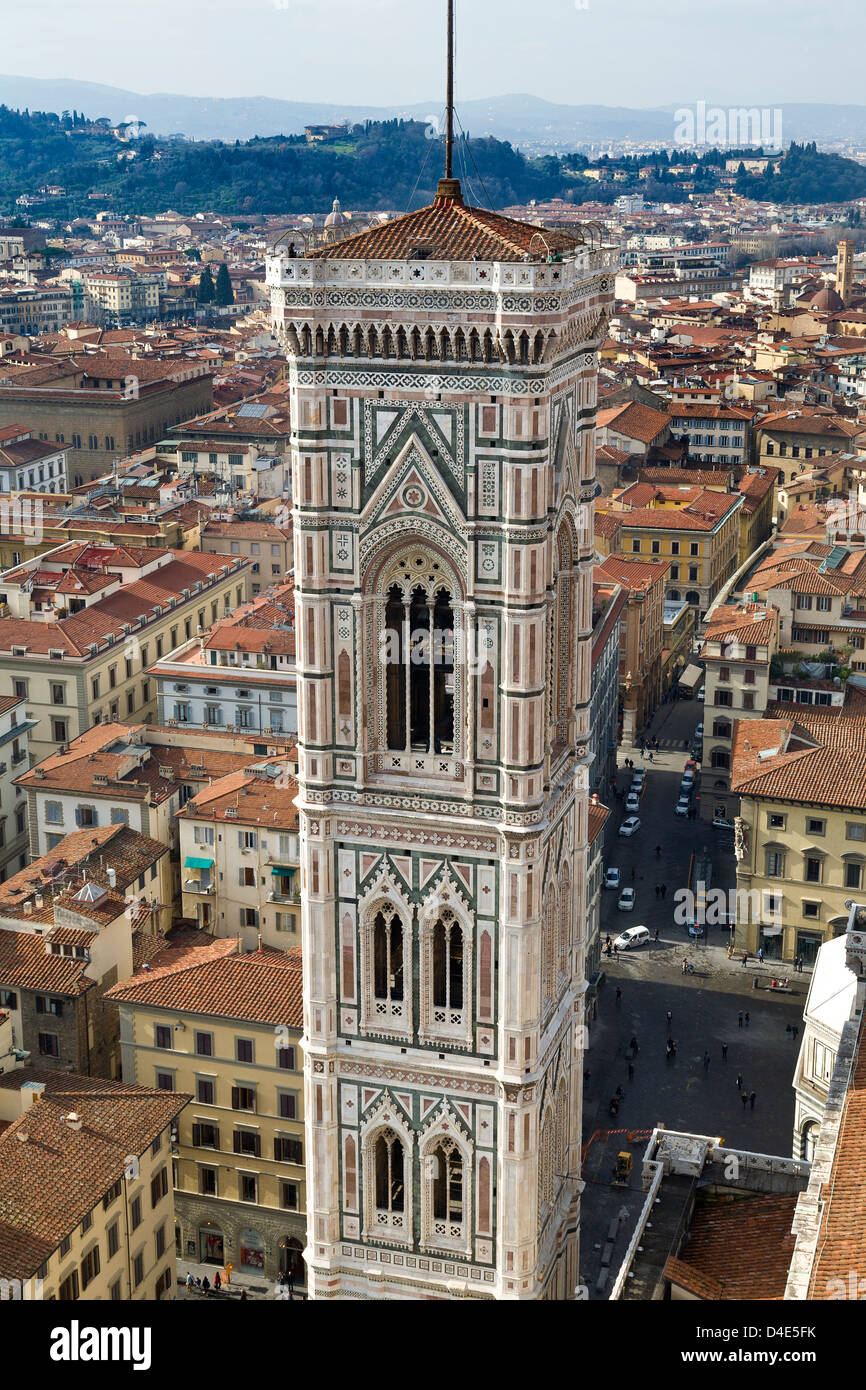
left=661, top=883, right=667, bottom=899
left=703, top=1051, right=711, bottom=1072
left=736, top=1072, right=743, bottom=1091
left=214, top=1271, right=222, bottom=1292
left=741, top=953, right=748, bottom=967
left=666, top=1009, right=672, bottom=1026
left=738, top=1011, right=743, bottom=1028
left=749, top=1090, right=756, bottom=1110
left=240, top=1290, right=247, bottom=1301
left=681, top=959, right=687, bottom=975
left=745, top=1012, right=750, bottom=1028
left=613, top=943, right=619, bottom=956
left=721, top=1042, right=728, bottom=1061
left=786, top=1023, right=791, bottom=1038
left=631, top=866, right=636, bottom=880
left=202, top=1275, right=210, bottom=1293
left=630, top=1034, right=639, bottom=1054
left=792, top=1024, right=798, bottom=1040
left=758, top=947, right=764, bottom=963
left=655, top=884, right=660, bottom=898
left=648, top=751, right=654, bottom=763
left=616, top=986, right=622, bottom=1005
left=186, top=1271, right=194, bottom=1291
left=627, top=1061, right=635, bottom=1080
left=741, top=1091, right=749, bottom=1109
left=654, top=927, right=660, bottom=942
left=655, top=845, right=661, bottom=858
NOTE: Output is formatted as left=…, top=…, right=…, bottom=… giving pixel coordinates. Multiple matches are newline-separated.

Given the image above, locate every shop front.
left=239, top=1228, right=266, bottom=1272
left=759, top=923, right=784, bottom=959
left=796, top=929, right=823, bottom=967
left=199, top=1222, right=224, bottom=1264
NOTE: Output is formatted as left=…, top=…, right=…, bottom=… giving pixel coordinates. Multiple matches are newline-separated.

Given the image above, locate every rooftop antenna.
left=445, top=0, right=454, bottom=181
left=436, top=0, right=462, bottom=203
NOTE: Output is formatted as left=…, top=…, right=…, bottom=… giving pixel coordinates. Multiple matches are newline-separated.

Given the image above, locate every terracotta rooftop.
left=664, top=1193, right=799, bottom=1300
left=0, top=1070, right=188, bottom=1279
left=106, top=938, right=303, bottom=1029
left=305, top=181, right=587, bottom=263
left=731, top=687, right=866, bottom=810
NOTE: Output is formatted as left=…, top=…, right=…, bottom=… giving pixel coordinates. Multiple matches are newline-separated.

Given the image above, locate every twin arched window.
left=364, top=1124, right=470, bottom=1252
left=364, top=899, right=473, bottom=1046
left=374, top=1128, right=405, bottom=1216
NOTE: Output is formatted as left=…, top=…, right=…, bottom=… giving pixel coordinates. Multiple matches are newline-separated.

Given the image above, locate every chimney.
left=63, top=1112, right=83, bottom=1132
left=107, top=867, right=117, bottom=890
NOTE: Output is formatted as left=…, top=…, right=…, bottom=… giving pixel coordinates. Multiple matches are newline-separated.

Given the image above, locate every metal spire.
left=445, top=0, right=454, bottom=180
left=436, top=0, right=462, bottom=201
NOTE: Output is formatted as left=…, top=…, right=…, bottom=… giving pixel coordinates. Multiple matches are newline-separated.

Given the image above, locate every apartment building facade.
left=700, top=604, right=779, bottom=823
left=0, top=544, right=250, bottom=761
left=107, top=938, right=306, bottom=1287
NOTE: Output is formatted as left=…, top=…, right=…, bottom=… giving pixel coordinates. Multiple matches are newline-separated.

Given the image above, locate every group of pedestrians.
left=653, top=883, right=668, bottom=898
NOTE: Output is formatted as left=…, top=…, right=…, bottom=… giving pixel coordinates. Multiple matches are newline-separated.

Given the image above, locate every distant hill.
left=1, top=110, right=865, bottom=218
left=2, top=74, right=866, bottom=150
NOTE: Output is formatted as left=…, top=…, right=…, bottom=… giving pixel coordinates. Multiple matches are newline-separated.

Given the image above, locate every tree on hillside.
left=196, top=266, right=215, bottom=303
left=214, top=262, right=234, bottom=305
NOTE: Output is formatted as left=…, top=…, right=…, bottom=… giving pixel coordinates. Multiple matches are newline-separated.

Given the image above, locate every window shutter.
left=192, top=1123, right=201, bottom=1146
left=231, top=1086, right=240, bottom=1110
left=233, top=1129, right=242, bottom=1153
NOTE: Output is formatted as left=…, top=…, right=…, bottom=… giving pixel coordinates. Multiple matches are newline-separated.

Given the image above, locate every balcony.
left=183, top=879, right=214, bottom=895
left=268, top=887, right=300, bottom=906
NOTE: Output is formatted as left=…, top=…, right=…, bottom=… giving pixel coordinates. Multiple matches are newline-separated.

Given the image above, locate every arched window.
left=373, top=906, right=404, bottom=1007
left=558, top=867, right=571, bottom=978
left=542, top=889, right=558, bottom=1007
left=374, top=1129, right=405, bottom=1214
left=422, top=1131, right=470, bottom=1252
left=669, top=589, right=680, bottom=601
left=802, top=1121, right=819, bottom=1162
left=433, top=912, right=463, bottom=1015
left=711, top=749, right=730, bottom=769
left=378, top=552, right=458, bottom=762
left=686, top=590, right=700, bottom=605
left=430, top=1139, right=463, bottom=1224
left=713, top=718, right=732, bottom=739
left=551, top=520, right=575, bottom=750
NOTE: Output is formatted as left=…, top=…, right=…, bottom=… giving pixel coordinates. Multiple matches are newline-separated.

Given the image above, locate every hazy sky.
left=1, top=0, right=861, bottom=108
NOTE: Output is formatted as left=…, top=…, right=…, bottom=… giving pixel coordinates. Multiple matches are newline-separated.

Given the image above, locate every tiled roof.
left=179, top=767, right=299, bottom=829
left=595, top=555, right=671, bottom=592
left=0, top=823, right=168, bottom=925
left=597, top=401, right=671, bottom=445
left=0, top=930, right=93, bottom=995
left=106, top=939, right=303, bottom=1028
left=663, top=1193, right=798, bottom=1300
left=306, top=182, right=585, bottom=263
left=731, top=689, right=866, bottom=809
left=808, top=1019, right=866, bottom=1297
left=0, top=1070, right=188, bottom=1278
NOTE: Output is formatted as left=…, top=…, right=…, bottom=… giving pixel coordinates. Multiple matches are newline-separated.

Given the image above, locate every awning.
left=184, top=856, right=213, bottom=870
left=271, top=866, right=294, bottom=877
left=760, top=925, right=783, bottom=937
left=678, top=663, right=704, bottom=691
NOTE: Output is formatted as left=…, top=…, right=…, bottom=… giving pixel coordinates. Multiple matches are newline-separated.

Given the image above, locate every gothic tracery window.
left=378, top=551, right=458, bottom=764
left=374, top=1129, right=405, bottom=1215
left=431, top=1139, right=463, bottom=1226
left=373, top=905, right=404, bottom=1011
left=432, top=910, right=464, bottom=1018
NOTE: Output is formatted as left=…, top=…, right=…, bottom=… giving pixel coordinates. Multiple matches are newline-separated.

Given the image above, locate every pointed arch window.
left=373, top=906, right=404, bottom=1008
left=362, top=1117, right=412, bottom=1244
left=374, top=1129, right=405, bottom=1214
left=421, top=1129, right=472, bottom=1253
left=433, top=912, right=463, bottom=1016
left=383, top=580, right=455, bottom=755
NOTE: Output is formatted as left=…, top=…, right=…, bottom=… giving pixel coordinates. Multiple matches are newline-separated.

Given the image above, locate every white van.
left=614, top=925, right=650, bottom=951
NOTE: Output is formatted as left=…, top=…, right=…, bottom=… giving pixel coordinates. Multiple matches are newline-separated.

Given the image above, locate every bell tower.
left=267, top=9, right=614, bottom=1299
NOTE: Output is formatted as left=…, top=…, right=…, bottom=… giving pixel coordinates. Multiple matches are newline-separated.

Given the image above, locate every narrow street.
left=581, top=695, right=808, bottom=1298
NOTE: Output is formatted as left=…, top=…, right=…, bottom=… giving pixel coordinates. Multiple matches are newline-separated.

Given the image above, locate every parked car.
left=625, top=793, right=641, bottom=814
left=712, top=816, right=735, bottom=830
left=630, top=767, right=646, bottom=788
left=604, top=867, right=621, bottom=890
left=614, top=925, right=650, bottom=951
left=675, top=795, right=691, bottom=817
left=684, top=759, right=697, bottom=773
left=694, top=723, right=704, bottom=740
left=687, top=922, right=705, bottom=937
left=617, top=886, right=636, bottom=912
left=619, top=816, right=641, bottom=837
left=681, top=768, right=696, bottom=788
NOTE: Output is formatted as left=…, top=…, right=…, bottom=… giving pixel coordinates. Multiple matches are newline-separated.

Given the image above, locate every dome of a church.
left=809, top=285, right=844, bottom=313
left=324, top=197, right=348, bottom=228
